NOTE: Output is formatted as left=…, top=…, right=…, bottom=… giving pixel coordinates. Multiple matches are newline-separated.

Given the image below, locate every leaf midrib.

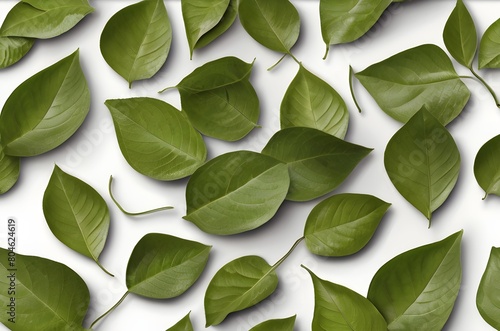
left=357, top=73, right=459, bottom=87
left=252, top=0, right=290, bottom=53
left=316, top=278, right=356, bottom=331
left=206, top=86, right=257, bottom=126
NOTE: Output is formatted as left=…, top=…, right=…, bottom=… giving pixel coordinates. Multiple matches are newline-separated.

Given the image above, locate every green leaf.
left=0, top=36, right=34, bottom=69
left=368, top=231, right=463, bottom=331
left=126, top=233, right=211, bottom=298
left=477, top=247, right=500, bottom=330
left=0, top=0, right=93, bottom=39
left=281, top=65, right=349, bottom=139
left=105, top=97, right=207, bottom=181
left=0, top=50, right=90, bottom=157
left=262, top=127, right=372, bottom=201
left=185, top=151, right=289, bottom=235
left=474, top=134, right=500, bottom=198
left=304, top=194, right=391, bottom=257
left=100, top=0, right=172, bottom=87
left=479, top=18, right=500, bottom=69
left=0, top=248, right=90, bottom=330
left=204, top=255, right=279, bottom=326
left=384, top=109, right=460, bottom=223
left=238, top=0, right=300, bottom=54
left=443, top=0, right=477, bottom=68
left=193, top=0, right=238, bottom=51
left=355, top=44, right=470, bottom=125
left=166, top=312, right=194, bottom=331
left=42, top=166, right=112, bottom=276
left=0, top=139, right=19, bottom=195
left=249, top=315, right=296, bottom=331
left=303, top=266, right=387, bottom=331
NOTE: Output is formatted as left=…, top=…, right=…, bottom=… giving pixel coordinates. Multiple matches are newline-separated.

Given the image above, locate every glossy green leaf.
left=249, top=315, right=296, bottom=331
left=0, top=0, right=93, bottom=39
left=368, top=231, right=463, bottom=331
left=479, top=18, right=500, bottom=69
left=443, top=0, right=477, bottom=68
left=194, top=0, right=238, bottom=50
left=126, top=233, right=211, bottom=298
left=100, top=0, right=172, bottom=87
left=185, top=151, right=289, bottom=235
left=304, top=194, right=390, bottom=257
left=0, top=248, right=90, bottom=330
left=262, top=127, right=372, bottom=201
left=0, top=37, right=34, bottom=69
left=166, top=312, right=194, bottom=331
left=281, top=65, right=349, bottom=138
left=105, top=97, right=207, bottom=181
left=384, top=109, right=460, bottom=223
left=0, top=50, right=90, bottom=157
left=355, top=44, right=470, bottom=125
left=238, top=0, right=300, bottom=54
left=474, top=134, right=500, bottom=198
left=0, top=139, right=19, bottom=195
left=477, top=247, right=500, bottom=330
left=43, top=166, right=112, bottom=275
left=205, top=255, right=279, bottom=326
left=303, top=266, right=387, bottom=331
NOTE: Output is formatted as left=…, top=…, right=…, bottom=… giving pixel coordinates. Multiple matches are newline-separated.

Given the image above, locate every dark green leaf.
left=0, top=248, right=90, bottom=330
left=0, top=50, right=90, bottom=157
left=249, top=315, right=296, bottom=331
left=185, top=151, right=289, bottom=235
left=477, top=247, right=500, bottom=330
left=105, top=97, right=207, bottom=181
left=355, top=44, right=470, bottom=125
left=194, top=0, right=238, bottom=50
left=368, top=231, right=463, bottom=330
left=100, top=0, right=172, bottom=87
left=384, top=109, right=460, bottom=223
left=126, top=233, right=211, bottom=298
left=281, top=65, right=349, bottom=138
left=474, top=134, right=500, bottom=198
left=303, top=266, right=387, bottom=331
left=0, top=139, right=19, bottom=194
left=304, top=194, right=390, bottom=257
left=0, top=36, right=34, bottom=69
left=204, top=256, right=278, bottom=326
left=479, top=18, right=500, bottom=69
left=262, top=127, right=372, bottom=201
left=166, top=312, right=194, bottom=331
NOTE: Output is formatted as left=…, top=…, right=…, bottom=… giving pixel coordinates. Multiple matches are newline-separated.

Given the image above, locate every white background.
left=1, top=0, right=500, bottom=330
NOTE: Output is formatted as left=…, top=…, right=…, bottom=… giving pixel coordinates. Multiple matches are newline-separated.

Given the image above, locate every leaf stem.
left=90, top=291, right=130, bottom=328
left=267, top=54, right=287, bottom=71
left=349, top=65, right=363, bottom=113
left=469, top=67, right=500, bottom=108
left=108, top=176, right=174, bottom=216
left=323, top=44, right=330, bottom=60
left=95, top=259, right=114, bottom=277
left=271, top=236, right=304, bottom=271
left=158, top=86, right=176, bottom=94
left=287, top=52, right=301, bottom=65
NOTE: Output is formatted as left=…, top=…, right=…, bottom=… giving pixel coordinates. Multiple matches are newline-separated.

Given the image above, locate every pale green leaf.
left=479, top=18, right=500, bottom=69
left=0, top=36, right=34, bottom=69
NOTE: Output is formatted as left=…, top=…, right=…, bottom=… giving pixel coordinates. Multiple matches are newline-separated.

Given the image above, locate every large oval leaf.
left=0, top=140, right=19, bottom=195
left=249, top=315, right=296, bottom=331
left=193, top=0, right=238, bottom=51
left=100, top=0, right=172, bottom=87
left=105, top=97, right=207, bottom=181
left=204, top=255, right=279, bottom=327
left=184, top=151, right=289, bottom=235
left=0, top=37, right=34, bottom=69
left=281, top=65, right=349, bottom=139
left=43, top=166, right=111, bottom=275
left=355, top=44, right=470, bottom=125
left=304, top=194, right=391, bottom=257
left=0, top=0, right=94, bottom=39
left=238, top=0, right=300, bottom=54
left=262, top=127, right=372, bottom=201
left=477, top=247, right=500, bottom=330
left=0, top=50, right=90, bottom=157
left=0, top=248, right=90, bottom=330
left=166, top=312, right=194, bottom=331
left=368, top=231, right=463, bottom=331
left=303, top=266, right=387, bottom=331
left=126, top=233, right=211, bottom=298
left=479, top=18, right=500, bottom=69
left=474, top=134, right=500, bottom=198
left=384, top=109, right=460, bottom=223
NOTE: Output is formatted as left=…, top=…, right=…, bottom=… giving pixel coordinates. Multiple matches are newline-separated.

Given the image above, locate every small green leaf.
left=262, top=127, right=372, bottom=201
left=238, top=0, right=300, bottom=54
left=355, top=44, right=470, bottom=125
left=477, top=247, right=500, bottom=330
left=303, top=266, right=387, bottom=331
left=474, top=134, right=500, bottom=198
left=281, top=65, right=349, bottom=139
left=166, top=312, right=194, bottom=331
left=384, top=109, right=460, bottom=223
left=105, top=97, right=207, bottom=181
left=43, top=166, right=112, bottom=276
left=0, top=50, right=90, bottom=157
left=0, top=248, right=90, bottom=330
left=304, top=194, right=390, bottom=257
left=185, top=151, right=289, bottom=235
left=0, top=36, right=34, bottom=69
left=126, top=233, right=211, bottom=298
left=249, top=315, right=296, bottom=331
left=368, top=231, right=463, bottom=331
left=100, top=0, right=172, bottom=87
left=204, top=256, right=278, bottom=327
left=0, top=0, right=94, bottom=39
left=0, top=139, right=20, bottom=195
left=193, top=0, right=238, bottom=51
left=479, top=18, right=500, bottom=69
left=443, top=0, right=477, bottom=68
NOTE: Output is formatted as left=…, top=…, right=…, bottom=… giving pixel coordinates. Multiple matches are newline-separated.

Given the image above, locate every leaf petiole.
left=349, top=65, right=363, bottom=113
left=267, top=54, right=287, bottom=71
left=271, top=236, right=304, bottom=271
left=95, top=259, right=114, bottom=277
left=90, top=291, right=130, bottom=328
left=469, top=67, right=500, bottom=108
